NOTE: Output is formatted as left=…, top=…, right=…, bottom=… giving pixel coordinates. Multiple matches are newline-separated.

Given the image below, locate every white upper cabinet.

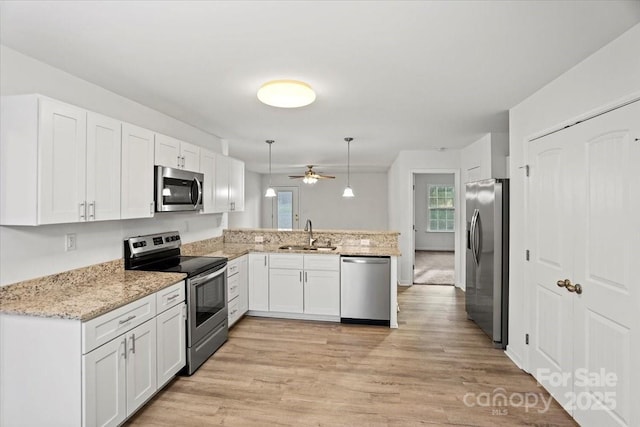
left=228, top=157, right=245, bottom=212
left=200, top=151, right=245, bottom=214
left=121, top=123, right=155, bottom=219
left=461, top=132, right=509, bottom=183
left=0, top=95, right=122, bottom=225
left=200, top=148, right=216, bottom=214
left=86, top=113, right=122, bottom=222
left=214, top=153, right=230, bottom=212
left=155, top=133, right=200, bottom=172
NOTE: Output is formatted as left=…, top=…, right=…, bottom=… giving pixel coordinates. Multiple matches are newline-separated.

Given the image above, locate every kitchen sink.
left=278, top=245, right=337, bottom=251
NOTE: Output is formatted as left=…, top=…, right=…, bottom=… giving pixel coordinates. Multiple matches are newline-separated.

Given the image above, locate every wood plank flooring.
left=126, top=285, right=576, bottom=426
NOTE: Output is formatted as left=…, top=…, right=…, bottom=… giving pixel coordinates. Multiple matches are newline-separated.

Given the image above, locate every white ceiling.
left=1, top=1, right=639, bottom=174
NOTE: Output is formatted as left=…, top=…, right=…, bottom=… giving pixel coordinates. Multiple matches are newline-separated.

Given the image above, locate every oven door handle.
left=190, top=266, right=226, bottom=286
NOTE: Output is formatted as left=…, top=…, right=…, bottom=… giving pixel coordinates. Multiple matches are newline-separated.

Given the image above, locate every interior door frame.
left=410, top=169, right=461, bottom=287
left=268, top=186, right=300, bottom=230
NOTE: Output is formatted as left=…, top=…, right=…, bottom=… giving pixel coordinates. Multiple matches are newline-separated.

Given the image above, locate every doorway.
left=412, top=172, right=457, bottom=285
left=268, top=186, right=299, bottom=230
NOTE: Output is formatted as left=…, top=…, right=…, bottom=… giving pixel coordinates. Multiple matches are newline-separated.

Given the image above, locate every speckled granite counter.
left=0, top=260, right=186, bottom=321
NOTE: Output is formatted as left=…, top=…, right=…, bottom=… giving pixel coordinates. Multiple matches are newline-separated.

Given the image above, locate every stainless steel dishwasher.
left=340, top=256, right=390, bottom=326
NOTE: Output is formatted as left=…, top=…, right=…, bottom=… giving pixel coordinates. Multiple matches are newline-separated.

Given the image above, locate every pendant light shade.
left=342, top=137, right=355, bottom=198
left=265, top=140, right=276, bottom=198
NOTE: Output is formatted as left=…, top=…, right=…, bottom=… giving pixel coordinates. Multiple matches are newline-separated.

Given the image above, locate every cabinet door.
left=126, top=320, right=157, bottom=416
left=228, top=157, right=245, bottom=211
left=213, top=153, right=230, bottom=212
left=200, top=148, right=216, bottom=214
left=181, top=141, right=201, bottom=172
left=238, top=256, right=249, bottom=316
left=86, top=113, right=121, bottom=221
left=38, top=98, right=87, bottom=224
left=304, top=270, right=340, bottom=316
left=154, top=133, right=181, bottom=168
left=121, top=124, right=155, bottom=219
left=269, top=269, right=303, bottom=313
left=83, top=335, right=127, bottom=427
left=248, top=253, right=269, bottom=311
left=156, top=303, right=186, bottom=388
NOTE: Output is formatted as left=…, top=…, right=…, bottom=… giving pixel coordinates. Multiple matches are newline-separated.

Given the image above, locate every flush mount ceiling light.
left=257, top=80, right=316, bottom=108
left=265, top=140, right=276, bottom=198
left=342, top=137, right=355, bottom=198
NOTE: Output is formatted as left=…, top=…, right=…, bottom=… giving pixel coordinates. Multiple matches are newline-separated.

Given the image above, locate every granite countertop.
left=0, top=260, right=186, bottom=321
left=194, top=243, right=401, bottom=259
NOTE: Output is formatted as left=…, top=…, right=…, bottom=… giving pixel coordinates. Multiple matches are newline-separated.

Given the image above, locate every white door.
left=154, top=133, right=181, bottom=168
left=304, top=270, right=340, bottom=316
left=86, top=113, right=121, bottom=221
left=38, top=98, right=87, bottom=224
left=213, top=153, right=230, bottom=212
left=121, top=123, right=154, bottom=219
left=248, top=253, right=269, bottom=311
left=528, top=100, right=639, bottom=426
left=269, top=187, right=299, bottom=230
left=528, top=127, right=575, bottom=409
left=180, top=141, right=201, bottom=172
left=269, top=269, right=304, bottom=313
left=126, top=320, right=157, bottom=416
left=83, top=335, right=127, bottom=427
left=156, top=303, right=186, bottom=388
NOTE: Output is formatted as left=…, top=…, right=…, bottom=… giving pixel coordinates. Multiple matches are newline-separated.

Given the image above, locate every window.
left=428, top=184, right=455, bottom=232
left=276, top=190, right=293, bottom=230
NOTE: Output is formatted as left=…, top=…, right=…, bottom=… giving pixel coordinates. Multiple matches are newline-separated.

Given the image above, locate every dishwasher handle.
left=342, top=258, right=389, bottom=264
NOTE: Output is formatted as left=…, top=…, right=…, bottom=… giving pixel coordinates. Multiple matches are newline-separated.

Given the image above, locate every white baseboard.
left=505, top=346, right=526, bottom=371
left=415, top=248, right=455, bottom=252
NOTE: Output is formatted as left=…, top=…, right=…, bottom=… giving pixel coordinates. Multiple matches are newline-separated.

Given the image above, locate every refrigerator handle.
left=471, top=209, right=480, bottom=266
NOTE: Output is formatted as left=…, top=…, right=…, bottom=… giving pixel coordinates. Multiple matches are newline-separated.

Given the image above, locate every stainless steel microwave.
left=155, top=166, right=204, bottom=212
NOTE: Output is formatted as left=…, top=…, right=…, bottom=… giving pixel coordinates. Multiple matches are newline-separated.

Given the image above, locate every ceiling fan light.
left=265, top=187, right=276, bottom=198
left=342, top=186, right=355, bottom=198
left=257, top=80, right=316, bottom=108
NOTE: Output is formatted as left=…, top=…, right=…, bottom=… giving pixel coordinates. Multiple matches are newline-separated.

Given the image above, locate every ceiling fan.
left=288, top=165, right=335, bottom=184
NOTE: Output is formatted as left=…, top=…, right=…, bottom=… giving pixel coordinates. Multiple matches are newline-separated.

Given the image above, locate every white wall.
left=414, top=173, right=455, bottom=251
left=507, top=24, right=640, bottom=369
left=260, top=173, right=388, bottom=230
left=387, top=150, right=462, bottom=286
left=228, top=170, right=262, bottom=229
left=0, top=46, right=227, bottom=286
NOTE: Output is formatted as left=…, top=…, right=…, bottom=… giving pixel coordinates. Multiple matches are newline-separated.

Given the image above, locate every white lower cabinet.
left=83, top=319, right=157, bottom=427
left=0, top=281, right=186, bottom=427
left=265, top=254, right=340, bottom=317
left=248, top=253, right=269, bottom=311
left=227, top=255, right=248, bottom=327
left=156, top=303, right=186, bottom=388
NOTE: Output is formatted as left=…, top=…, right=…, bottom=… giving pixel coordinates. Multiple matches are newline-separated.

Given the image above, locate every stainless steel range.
left=124, top=231, right=228, bottom=375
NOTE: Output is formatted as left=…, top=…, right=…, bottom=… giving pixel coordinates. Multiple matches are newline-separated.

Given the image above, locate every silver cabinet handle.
left=130, top=333, right=136, bottom=354
left=177, top=155, right=182, bottom=168
left=79, top=202, right=86, bottom=220
left=299, top=271, right=302, bottom=282
left=88, top=201, right=95, bottom=220
left=122, top=337, right=127, bottom=359
left=264, top=256, right=267, bottom=266
left=119, top=315, right=136, bottom=325
left=167, top=294, right=180, bottom=301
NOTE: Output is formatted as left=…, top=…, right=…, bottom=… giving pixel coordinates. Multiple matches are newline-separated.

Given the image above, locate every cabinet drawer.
left=82, top=294, right=156, bottom=354
left=227, top=272, right=240, bottom=302
left=227, top=259, right=240, bottom=277
left=228, top=296, right=241, bottom=326
left=269, top=253, right=303, bottom=270
left=156, top=281, right=185, bottom=313
left=304, top=254, right=339, bottom=271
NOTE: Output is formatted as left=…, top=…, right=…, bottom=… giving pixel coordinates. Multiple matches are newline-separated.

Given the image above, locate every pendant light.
left=265, top=140, right=276, bottom=197
left=342, top=137, right=355, bottom=198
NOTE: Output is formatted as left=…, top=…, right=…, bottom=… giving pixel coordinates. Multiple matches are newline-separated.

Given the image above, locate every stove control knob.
left=166, top=237, right=171, bottom=242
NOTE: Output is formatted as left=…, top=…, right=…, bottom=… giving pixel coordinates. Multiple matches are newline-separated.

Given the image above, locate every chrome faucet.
left=304, top=219, right=317, bottom=246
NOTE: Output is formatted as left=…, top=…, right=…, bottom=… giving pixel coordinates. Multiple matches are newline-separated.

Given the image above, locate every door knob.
left=565, top=283, right=583, bottom=294
left=557, top=279, right=570, bottom=288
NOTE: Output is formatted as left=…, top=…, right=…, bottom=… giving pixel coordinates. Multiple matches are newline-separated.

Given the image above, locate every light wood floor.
left=127, top=286, right=576, bottom=426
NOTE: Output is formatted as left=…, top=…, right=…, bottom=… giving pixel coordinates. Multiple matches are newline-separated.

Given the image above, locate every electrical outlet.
left=255, top=236, right=264, bottom=243
left=360, top=239, right=370, bottom=246
left=65, top=233, right=77, bottom=251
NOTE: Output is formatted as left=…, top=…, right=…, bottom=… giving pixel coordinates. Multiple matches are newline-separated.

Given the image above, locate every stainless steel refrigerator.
left=465, top=178, right=509, bottom=348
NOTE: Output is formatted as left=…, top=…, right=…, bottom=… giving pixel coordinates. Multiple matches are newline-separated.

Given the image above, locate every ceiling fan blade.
left=288, top=175, right=305, bottom=179
left=316, top=175, right=335, bottom=179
